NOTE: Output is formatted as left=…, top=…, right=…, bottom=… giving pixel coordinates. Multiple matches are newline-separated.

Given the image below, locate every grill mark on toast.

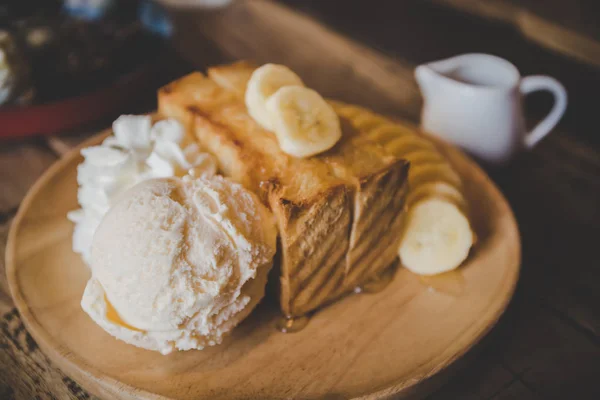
left=292, top=185, right=355, bottom=315
left=354, top=165, right=404, bottom=243
left=353, top=225, right=403, bottom=286
left=358, top=178, right=407, bottom=278
left=298, top=264, right=347, bottom=315
left=345, top=160, right=407, bottom=276
left=347, top=207, right=405, bottom=287
left=354, top=165, right=396, bottom=230
left=271, top=185, right=351, bottom=317
left=288, top=213, right=344, bottom=283
left=347, top=210, right=395, bottom=283
left=287, top=187, right=349, bottom=281
left=345, top=161, right=408, bottom=287
left=348, top=187, right=396, bottom=269
left=292, top=249, right=347, bottom=315
left=287, top=189, right=351, bottom=298
left=289, top=213, right=348, bottom=297
left=348, top=206, right=404, bottom=284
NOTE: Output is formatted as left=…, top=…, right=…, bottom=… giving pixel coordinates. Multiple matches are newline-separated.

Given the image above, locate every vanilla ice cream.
left=68, top=115, right=217, bottom=265
left=81, top=176, right=277, bottom=354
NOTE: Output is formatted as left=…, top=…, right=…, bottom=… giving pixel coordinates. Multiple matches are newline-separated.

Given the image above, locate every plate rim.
left=6, top=130, right=521, bottom=400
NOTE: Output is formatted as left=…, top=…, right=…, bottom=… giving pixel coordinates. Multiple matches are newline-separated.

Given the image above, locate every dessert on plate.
left=70, top=61, right=475, bottom=354
left=158, top=61, right=473, bottom=317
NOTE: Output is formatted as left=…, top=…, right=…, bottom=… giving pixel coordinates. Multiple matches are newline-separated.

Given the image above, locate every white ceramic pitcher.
left=415, top=53, right=567, bottom=164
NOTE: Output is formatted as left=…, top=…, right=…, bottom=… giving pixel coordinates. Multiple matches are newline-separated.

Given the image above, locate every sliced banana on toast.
left=266, top=86, right=341, bottom=158
left=405, top=181, right=467, bottom=210
left=245, top=64, right=304, bottom=131
left=390, top=134, right=475, bottom=275
left=245, top=64, right=341, bottom=158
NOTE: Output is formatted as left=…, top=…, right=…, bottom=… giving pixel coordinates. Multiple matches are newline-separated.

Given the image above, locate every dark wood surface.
left=1, top=0, right=599, bottom=399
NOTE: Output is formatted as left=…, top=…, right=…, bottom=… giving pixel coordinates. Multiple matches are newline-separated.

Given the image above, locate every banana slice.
left=405, top=181, right=467, bottom=210
left=266, top=86, right=341, bottom=158
left=386, top=134, right=436, bottom=155
left=409, top=162, right=463, bottom=189
left=403, top=148, right=446, bottom=165
left=399, top=198, right=473, bottom=275
left=245, top=64, right=304, bottom=130
left=382, top=130, right=475, bottom=274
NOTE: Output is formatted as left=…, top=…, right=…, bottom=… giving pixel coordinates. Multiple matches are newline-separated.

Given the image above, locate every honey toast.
left=158, top=62, right=410, bottom=317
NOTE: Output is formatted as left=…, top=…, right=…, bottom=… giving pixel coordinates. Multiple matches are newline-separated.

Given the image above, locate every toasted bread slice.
left=158, top=62, right=409, bottom=317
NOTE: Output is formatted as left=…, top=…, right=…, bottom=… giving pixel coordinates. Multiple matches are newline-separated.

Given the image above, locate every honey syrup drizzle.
left=276, top=315, right=310, bottom=333
left=418, top=270, right=465, bottom=296
left=354, top=265, right=396, bottom=294
left=276, top=263, right=399, bottom=333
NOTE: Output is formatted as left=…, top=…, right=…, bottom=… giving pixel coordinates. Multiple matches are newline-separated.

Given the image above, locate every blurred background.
left=1, top=0, right=599, bottom=147
left=0, top=0, right=189, bottom=136
left=0, top=1, right=599, bottom=399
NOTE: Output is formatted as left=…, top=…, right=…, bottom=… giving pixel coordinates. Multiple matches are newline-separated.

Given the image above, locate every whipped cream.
left=68, top=115, right=217, bottom=265
left=81, top=176, right=277, bottom=354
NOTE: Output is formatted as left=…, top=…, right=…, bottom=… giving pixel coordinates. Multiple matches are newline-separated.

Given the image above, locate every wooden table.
left=1, top=1, right=599, bottom=399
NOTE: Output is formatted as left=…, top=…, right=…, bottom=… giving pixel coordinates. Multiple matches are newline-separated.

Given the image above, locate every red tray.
left=0, top=64, right=158, bottom=139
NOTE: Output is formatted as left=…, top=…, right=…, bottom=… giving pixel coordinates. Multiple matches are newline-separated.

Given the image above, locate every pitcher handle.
left=520, top=76, right=567, bottom=148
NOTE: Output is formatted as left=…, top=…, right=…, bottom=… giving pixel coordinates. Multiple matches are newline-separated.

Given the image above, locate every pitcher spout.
left=414, top=64, right=442, bottom=99
left=415, top=55, right=467, bottom=95
left=416, top=53, right=521, bottom=92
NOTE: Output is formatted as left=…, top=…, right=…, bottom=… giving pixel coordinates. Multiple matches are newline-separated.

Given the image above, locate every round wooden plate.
left=6, top=132, right=520, bottom=400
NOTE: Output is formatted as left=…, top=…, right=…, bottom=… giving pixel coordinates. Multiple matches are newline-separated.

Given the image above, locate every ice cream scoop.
left=81, top=175, right=277, bottom=354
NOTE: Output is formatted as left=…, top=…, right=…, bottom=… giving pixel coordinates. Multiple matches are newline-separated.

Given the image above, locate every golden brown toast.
left=158, top=61, right=410, bottom=317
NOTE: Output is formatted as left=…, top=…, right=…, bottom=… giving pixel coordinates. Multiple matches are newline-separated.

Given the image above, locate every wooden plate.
left=6, top=132, right=520, bottom=400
